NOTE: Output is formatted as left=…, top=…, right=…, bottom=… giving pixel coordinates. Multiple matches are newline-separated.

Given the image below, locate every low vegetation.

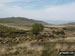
left=0, top=23, right=75, bottom=56
left=52, top=30, right=65, bottom=35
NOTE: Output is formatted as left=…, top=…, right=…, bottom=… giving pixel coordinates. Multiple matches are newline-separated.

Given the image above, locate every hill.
left=0, top=21, right=75, bottom=56
left=0, top=17, right=47, bottom=26
left=65, top=22, right=75, bottom=25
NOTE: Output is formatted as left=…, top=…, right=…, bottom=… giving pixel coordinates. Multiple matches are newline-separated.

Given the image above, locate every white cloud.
left=0, top=0, right=41, bottom=4
left=0, top=0, right=75, bottom=21
left=0, top=0, right=36, bottom=7
left=41, top=3, right=75, bottom=20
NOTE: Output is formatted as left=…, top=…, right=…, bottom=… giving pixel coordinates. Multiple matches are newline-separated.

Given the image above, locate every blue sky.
left=6, top=0, right=75, bottom=9
left=0, top=0, right=75, bottom=24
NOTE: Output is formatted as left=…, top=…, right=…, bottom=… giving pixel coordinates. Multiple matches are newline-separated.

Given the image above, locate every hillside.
left=65, top=22, right=75, bottom=25
left=0, top=17, right=47, bottom=26
left=0, top=23, right=75, bottom=56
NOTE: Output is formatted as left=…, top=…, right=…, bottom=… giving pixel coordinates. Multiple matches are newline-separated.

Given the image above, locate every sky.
left=0, top=0, right=75, bottom=24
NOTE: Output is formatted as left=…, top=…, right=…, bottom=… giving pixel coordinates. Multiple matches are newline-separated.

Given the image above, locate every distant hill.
left=0, top=17, right=47, bottom=26
left=65, top=22, right=75, bottom=25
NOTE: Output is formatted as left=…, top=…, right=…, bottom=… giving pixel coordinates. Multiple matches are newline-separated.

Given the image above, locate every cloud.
left=0, top=0, right=41, bottom=4
left=42, top=2, right=75, bottom=20
left=0, top=0, right=75, bottom=22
